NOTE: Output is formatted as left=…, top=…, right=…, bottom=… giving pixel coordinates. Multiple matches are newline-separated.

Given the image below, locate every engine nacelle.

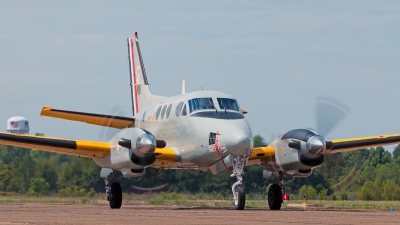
left=266, top=129, right=331, bottom=177
left=109, top=128, right=157, bottom=171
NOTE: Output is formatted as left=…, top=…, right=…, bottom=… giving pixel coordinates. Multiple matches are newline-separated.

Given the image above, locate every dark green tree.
left=253, top=135, right=268, bottom=147
left=393, top=144, right=400, bottom=159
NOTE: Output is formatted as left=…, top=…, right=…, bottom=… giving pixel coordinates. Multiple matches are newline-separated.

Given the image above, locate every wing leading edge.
left=246, top=147, right=275, bottom=166
left=327, top=133, right=400, bottom=153
left=0, top=132, right=110, bottom=158
left=40, top=107, right=135, bottom=129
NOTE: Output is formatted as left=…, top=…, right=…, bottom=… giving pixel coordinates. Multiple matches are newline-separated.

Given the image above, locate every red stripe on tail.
left=129, top=37, right=139, bottom=114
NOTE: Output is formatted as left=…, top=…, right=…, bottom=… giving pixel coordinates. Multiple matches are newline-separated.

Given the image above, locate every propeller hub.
left=136, top=134, right=156, bottom=154
left=306, top=135, right=326, bottom=155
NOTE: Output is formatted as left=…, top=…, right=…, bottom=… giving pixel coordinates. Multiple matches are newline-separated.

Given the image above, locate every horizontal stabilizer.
left=0, top=132, right=110, bottom=158
left=41, top=106, right=135, bottom=129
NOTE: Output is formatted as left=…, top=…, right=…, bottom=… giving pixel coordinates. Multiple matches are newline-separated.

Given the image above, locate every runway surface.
left=0, top=204, right=399, bottom=225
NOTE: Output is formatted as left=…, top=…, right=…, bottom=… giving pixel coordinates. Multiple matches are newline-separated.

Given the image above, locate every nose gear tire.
left=268, top=184, right=282, bottom=210
left=234, top=186, right=246, bottom=210
left=109, top=182, right=122, bottom=209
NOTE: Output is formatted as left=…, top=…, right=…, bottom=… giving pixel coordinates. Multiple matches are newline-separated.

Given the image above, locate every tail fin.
left=128, top=32, right=164, bottom=115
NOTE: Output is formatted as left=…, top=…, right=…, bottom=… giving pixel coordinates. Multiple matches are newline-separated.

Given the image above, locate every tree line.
left=0, top=135, right=399, bottom=200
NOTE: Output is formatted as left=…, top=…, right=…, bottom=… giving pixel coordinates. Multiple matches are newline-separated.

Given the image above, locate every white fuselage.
left=136, top=90, right=253, bottom=169
left=93, top=90, right=253, bottom=173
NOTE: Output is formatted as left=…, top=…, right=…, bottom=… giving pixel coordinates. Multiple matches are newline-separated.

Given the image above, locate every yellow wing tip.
left=41, top=106, right=53, bottom=115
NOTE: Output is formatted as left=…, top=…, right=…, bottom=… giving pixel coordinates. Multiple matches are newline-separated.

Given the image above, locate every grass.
left=0, top=196, right=102, bottom=204
left=0, top=193, right=399, bottom=211
left=146, top=192, right=400, bottom=211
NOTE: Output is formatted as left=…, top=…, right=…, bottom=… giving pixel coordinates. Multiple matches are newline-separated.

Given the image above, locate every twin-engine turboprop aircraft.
left=2, top=32, right=400, bottom=210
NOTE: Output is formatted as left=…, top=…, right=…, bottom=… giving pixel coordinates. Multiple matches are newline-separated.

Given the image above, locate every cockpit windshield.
left=217, top=98, right=240, bottom=112
left=188, top=98, right=215, bottom=113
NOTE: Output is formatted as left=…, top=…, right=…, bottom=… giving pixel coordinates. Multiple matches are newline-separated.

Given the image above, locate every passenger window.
left=142, top=111, right=146, bottom=122
left=166, top=104, right=172, bottom=119
left=188, top=98, right=215, bottom=113
left=217, top=98, right=240, bottom=112
left=160, top=105, right=167, bottom=120
left=154, top=106, right=162, bottom=120
left=175, top=102, right=184, bottom=117
left=181, top=104, right=187, bottom=116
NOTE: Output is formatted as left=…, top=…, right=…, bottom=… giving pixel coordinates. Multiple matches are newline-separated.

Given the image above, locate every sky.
left=1, top=1, right=400, bottom=151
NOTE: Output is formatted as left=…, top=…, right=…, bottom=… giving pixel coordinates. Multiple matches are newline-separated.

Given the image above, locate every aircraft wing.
left=153, top=148, right=182, bottom=168
left=40, top=106, right=135, bottom=129
left=246, top=147, right=275, bottom=166
left=0, top=132, right=110, bottom=158
left=326, top=133, right=400, bottom=154
left=247, top=133, right=400, bottom=165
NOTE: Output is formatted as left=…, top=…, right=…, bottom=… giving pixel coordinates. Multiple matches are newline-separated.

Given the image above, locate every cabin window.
left=155, top=106, right=162, bottom=120
left=160, top=105, right=167, bottom=119
left=188, top=98, right=215, bottom=113
left=182, top=104, right=187, bottom=116
left=175, top=101, right=184, bottom=117
left=217, top=98, right=240, bottom=112
left=166, top=104, right=172, bottom=118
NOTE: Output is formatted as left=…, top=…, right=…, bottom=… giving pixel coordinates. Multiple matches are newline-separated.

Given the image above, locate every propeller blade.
left=98, top=105, right=128, bottom=141
left=156, top=140, right=166, bottom=148
left=118, top=138, right=131, bottom=149
left=316, top=96, right=350, bottom=137
left=288, top=140, right=301, bottom=150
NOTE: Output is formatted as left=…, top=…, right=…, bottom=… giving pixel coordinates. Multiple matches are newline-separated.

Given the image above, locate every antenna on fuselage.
left=182, top=80, right=186, bottom=94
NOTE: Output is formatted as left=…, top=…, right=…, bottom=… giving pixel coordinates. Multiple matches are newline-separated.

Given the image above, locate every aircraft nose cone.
left=306, top=135, right=326, bottom=155
left=224, top=130, right=252, bottom=156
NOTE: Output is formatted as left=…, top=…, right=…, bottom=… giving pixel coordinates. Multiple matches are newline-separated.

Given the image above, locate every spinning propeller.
left=98, top=105, right=170, bottom=193
left=288, top=96, right=350, bottom=157
left=315, top=96, right=350, bottom=138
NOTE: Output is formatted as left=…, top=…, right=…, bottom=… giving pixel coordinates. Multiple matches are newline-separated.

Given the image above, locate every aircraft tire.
left=268, top=184, right=282, bottom=210
left=234, top=186, right=245, bottom=210
left=109, top=182, right=122, bottom=209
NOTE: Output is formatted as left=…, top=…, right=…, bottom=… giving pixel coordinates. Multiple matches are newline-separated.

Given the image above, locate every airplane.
left=2, top=32, right=400, bottom=210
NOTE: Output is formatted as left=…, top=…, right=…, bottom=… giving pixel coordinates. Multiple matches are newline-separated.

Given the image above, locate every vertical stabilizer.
left=127, top=32, right=164, bottom=115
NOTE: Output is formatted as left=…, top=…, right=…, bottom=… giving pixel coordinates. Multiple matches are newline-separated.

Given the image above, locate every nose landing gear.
left=234, top=185, right=245, bottom=210
left=231, top=154, right=248, bottom=210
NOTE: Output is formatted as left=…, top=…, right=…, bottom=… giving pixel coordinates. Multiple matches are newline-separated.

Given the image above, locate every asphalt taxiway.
left=0, top=204, right=398, bottom=224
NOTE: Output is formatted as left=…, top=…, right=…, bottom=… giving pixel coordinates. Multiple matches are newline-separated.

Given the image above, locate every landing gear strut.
left=231, top=154, right=248, bottom=210
left=268, top=171, right=284, bottom=210
left=105, top=171, right=122, bottom=209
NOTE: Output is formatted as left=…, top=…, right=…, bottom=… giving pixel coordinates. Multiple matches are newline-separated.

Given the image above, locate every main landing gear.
left=105, top=171, right=122, bottom=209
left=268, top=172, right=284, bottom=210
left=231, top=154, right=248, bottom=210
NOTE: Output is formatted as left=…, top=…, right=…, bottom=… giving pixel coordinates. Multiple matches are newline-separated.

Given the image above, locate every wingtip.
left=41, top=106, right=52, bottom=115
